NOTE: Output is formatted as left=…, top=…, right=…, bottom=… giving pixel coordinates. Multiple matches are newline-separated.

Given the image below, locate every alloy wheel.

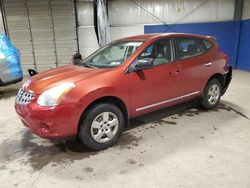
left=207, top=84, right=220, bottom=105
left=90, top=112, right=119, bottom=143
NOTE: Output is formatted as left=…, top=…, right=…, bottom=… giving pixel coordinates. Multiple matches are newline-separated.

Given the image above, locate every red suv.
left=15, top=33, right=232, bottom=150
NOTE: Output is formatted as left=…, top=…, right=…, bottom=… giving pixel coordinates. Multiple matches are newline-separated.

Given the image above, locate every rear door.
left=128, top=38, right=181, bottom=116
left=174, top=37, right=212, bottom=102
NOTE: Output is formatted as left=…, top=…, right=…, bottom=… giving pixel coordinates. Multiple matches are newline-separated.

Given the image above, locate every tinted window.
left=138, top=39, right=173, bottom=66
left=176, top=38, right=202, bottom=60
left=202, top=39, right=212, bottom=50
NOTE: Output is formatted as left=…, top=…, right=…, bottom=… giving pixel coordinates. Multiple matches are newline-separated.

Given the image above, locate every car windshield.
left=80, top=41, right=144, bottom=68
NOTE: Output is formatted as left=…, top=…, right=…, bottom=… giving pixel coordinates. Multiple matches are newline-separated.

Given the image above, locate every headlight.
left=37, top=83, right=75, bottom=107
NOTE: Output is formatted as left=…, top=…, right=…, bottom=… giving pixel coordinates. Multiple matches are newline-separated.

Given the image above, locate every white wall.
left=77, top=0, right=144, bottom=58
left=0, top=8, right=5, bottom=34
left=243, top=0, right=250, bottom=20
left=77, top=0, right=235, bottom=58
left=108, top=0, right=235, bottom=25
left=77, top=0, right=99, bottom=58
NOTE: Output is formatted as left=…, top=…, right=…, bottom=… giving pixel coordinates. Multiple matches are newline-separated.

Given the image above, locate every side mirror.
left=28, top=69, right=38, bottom=77
left=73, top=53, right=82, bottom=60
left=134, top=58, right=153, bottom=71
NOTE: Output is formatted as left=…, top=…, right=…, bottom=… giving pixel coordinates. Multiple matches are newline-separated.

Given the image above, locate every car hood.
left=23, top=65, right=109, bottom=94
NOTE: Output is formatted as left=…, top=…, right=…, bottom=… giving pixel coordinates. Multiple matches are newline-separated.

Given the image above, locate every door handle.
left=205, top=62, right=212, bottom=67
left=169, top=70, right=179, bottom=76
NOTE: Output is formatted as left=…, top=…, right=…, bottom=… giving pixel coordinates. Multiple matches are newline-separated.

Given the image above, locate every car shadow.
left=0, top=77, right=27, bottom=99
left=1, top=99, right=247, bottom=171
left=0, top=88, right=19, bottom=99
left=0, top=84, right=21, bottom=99
left=129, top=99, right=249, bottom=129
left=128, top=100, right=200, bottom=129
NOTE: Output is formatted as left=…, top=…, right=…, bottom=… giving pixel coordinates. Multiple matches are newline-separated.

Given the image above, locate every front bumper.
left=15, top=100, right=82, bottom=140
left=222, top=66, right=232, bottom=95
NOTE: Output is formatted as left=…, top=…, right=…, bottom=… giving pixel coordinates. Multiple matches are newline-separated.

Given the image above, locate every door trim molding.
left=135, top=91, right=200, bottom=112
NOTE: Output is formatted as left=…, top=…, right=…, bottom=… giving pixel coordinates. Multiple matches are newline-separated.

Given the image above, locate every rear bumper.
left=222, top=66, right=232, bottom=95
left=0, top=76, right=23, bottom=87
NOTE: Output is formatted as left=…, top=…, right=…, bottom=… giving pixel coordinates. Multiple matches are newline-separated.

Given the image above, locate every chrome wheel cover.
left=208, top=84, right=220, bottom=105
left=90, top=112, right=119, bottom=143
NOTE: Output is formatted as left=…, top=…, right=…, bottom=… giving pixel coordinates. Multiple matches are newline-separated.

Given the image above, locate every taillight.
left=223, top=54, right=230, bottom=72
left=223, top=54, right=229, bottom=63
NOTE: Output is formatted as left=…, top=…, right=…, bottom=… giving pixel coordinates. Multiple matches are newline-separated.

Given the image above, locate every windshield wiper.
left=81, top=63, right=98, bottom=69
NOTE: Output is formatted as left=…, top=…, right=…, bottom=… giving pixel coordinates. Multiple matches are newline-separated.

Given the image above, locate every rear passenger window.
left=202, top=39, right=212, bottom=50
left=176, top=38, right=202, bottom=60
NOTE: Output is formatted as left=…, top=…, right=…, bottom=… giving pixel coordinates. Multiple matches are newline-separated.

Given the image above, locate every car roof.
left=121, top=33, right=212, bottom=42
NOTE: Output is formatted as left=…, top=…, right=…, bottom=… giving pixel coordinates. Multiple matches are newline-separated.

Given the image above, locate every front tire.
left=200, top=79, right=222, bottom=110
left=79, top=103, right=124, bottom=150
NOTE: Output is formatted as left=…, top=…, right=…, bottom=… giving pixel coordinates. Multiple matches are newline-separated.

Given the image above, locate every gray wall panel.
left=3, top=0, right=78, bottom=75
left=243, top=0, right=250, bottom=19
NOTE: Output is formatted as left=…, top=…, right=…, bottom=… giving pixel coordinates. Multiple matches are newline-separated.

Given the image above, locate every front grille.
left=16, top=89, right=35, bottom=105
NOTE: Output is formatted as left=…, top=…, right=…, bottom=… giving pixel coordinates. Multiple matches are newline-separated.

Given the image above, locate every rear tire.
left=79, top=103, right=124, bottom=150
left=200, top=79, right=222, bottom=110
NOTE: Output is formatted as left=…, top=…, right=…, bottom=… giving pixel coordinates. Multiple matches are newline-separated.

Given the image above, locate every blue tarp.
left=0, top=33, right=23, bottom=84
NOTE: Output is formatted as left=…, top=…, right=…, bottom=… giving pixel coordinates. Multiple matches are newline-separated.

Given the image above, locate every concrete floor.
left=0, top=70, right=250, bottom=188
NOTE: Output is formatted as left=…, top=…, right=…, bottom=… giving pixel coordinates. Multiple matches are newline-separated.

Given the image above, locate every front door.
left=128, top=38, right=181, bottom=117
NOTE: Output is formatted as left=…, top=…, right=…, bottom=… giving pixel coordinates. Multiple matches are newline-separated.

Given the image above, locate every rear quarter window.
left=202, top=39, right=213, bottom=50
left=176, top=37, right=203, bottom=60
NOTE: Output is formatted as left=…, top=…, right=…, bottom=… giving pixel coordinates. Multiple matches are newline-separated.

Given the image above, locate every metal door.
left=2, top=0, right=78, bottom=75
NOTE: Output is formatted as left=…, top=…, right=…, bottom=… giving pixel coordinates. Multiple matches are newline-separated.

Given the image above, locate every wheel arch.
left=203, top=73, right=225, bottom=94
left=77, top=96, right=129, bottom=135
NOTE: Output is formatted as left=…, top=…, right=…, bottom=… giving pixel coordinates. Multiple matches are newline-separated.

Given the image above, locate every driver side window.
left=138, top=39, right=173, bottom=66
